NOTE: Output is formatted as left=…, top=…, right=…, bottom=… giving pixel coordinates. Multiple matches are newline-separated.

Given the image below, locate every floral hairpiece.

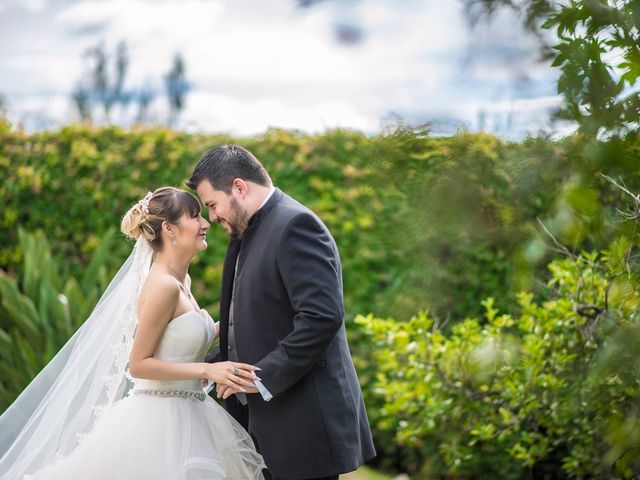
left=139, top=191, right=153, bottom=214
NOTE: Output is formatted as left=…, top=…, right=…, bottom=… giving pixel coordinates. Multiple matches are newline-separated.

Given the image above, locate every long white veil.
left=0, top=236, right=153, bottom=478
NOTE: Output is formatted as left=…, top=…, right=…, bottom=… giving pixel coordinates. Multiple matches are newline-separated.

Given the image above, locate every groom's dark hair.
left=186, top=144, right=271, bottom=193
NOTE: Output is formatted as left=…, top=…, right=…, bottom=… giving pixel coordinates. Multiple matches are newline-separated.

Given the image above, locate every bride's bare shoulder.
left=140, top=269, right=180, bottom=306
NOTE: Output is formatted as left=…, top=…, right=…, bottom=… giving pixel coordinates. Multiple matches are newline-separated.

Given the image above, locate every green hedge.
left=0, top=122, right=396, bottom=317
left=2, top=120, right=618, bottom=321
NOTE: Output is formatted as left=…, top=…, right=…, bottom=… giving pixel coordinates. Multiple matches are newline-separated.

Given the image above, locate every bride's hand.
left=203, top=361, right=259, bottom=391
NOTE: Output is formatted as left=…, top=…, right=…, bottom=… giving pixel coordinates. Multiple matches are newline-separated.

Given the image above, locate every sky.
left=0, top=0, right=566, bottom=138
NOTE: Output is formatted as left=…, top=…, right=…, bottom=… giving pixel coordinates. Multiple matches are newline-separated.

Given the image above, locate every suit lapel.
left=219, top=238, right=241, bottom=361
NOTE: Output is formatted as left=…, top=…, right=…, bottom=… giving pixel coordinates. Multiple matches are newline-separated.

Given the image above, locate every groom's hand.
left=216, top=384, right=259, bottom=399
left=216, top=384, right=229, bottom=399
left=204, top=361, right=259, bottom=391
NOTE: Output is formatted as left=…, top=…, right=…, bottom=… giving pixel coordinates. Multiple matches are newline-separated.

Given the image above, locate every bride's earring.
left=170, top=235, right=176, bottom=246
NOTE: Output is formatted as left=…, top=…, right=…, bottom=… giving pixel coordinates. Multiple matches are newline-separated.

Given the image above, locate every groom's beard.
left=226, top=197, right=249, bottom=240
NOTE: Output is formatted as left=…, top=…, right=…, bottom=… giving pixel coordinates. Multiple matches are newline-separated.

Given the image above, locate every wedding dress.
left=0, top=237, right=266, bottom=479
left=26, top=309, right=265, bottom=479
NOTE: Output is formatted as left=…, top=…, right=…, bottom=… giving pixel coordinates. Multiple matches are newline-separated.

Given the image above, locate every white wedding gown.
left=24, top=309, right=266, bottom=480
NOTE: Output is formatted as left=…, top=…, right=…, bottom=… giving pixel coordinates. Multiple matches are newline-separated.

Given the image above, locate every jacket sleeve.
left=254, top=212, right=344, bottom=398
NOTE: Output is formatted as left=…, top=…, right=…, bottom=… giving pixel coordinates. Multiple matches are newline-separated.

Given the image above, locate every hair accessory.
left=139, top=191, right=153, bottom=214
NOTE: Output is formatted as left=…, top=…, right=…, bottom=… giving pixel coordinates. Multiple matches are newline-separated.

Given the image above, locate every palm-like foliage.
left=0, top=228, right=116, bottom=410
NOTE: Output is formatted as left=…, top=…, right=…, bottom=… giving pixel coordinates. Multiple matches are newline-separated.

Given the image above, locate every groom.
left=187, top=145, right=375, bottom=480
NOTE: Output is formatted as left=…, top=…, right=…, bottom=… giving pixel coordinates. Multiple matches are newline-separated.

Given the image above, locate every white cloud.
left=184, top=91, right=377, bottom=135
left=1, top=52, right=83, bottom=93
left=5, top=92, right=72, bottom=130
left=23, top=0, right=46, bottom=13
left=56, top=0, right=223, bottom=35
left=482, top=95, right=563, bottom=114
left=0, top=0, right=560, bottom=137
left=0, top=0, right=46, bottom=13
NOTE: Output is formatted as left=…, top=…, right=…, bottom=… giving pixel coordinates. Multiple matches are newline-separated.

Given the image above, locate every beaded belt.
left=133, top=388, right=206, bottom=401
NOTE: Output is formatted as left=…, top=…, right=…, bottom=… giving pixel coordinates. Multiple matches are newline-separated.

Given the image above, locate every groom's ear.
left=232, top=178, right=249, bottom=198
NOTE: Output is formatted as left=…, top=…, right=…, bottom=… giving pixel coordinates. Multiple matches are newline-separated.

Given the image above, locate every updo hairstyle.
left=121, top=187, right=201, bottom=250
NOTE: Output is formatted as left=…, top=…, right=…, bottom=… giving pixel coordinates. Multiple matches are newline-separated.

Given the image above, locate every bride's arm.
left=211, top=321, right=220, bottom=340
left=128, top=275, right=256, bottom=389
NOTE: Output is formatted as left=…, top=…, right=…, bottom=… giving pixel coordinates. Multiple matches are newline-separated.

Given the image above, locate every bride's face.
left=174, top=211, right=210, bottom=252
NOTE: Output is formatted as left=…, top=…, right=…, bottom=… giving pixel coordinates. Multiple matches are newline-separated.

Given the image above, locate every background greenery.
left=2, top=121, right=640, bottom=479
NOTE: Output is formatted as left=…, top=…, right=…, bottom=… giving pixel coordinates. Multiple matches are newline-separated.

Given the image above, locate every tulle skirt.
left=24, top=392, right=266, bottom=479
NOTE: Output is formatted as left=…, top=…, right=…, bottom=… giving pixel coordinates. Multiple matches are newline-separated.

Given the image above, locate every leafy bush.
left=357, top=236, right=640, bottom=478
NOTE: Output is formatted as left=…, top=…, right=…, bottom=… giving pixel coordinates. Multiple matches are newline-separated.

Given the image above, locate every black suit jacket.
left=210, top=188, right=375, bottom=479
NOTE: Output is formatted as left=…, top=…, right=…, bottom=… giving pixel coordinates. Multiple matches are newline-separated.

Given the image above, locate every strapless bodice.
left=133, top=309, right=215, bottom=392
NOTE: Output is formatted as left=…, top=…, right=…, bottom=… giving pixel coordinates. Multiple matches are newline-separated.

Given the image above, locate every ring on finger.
left=232, top=367, right=239, bottom=375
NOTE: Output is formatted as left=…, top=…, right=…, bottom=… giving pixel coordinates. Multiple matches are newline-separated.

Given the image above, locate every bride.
left=0, top=187, right=266, bottom=479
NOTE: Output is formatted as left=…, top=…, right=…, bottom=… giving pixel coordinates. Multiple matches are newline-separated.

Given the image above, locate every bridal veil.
left=0, top=237, right=153, bottom=478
